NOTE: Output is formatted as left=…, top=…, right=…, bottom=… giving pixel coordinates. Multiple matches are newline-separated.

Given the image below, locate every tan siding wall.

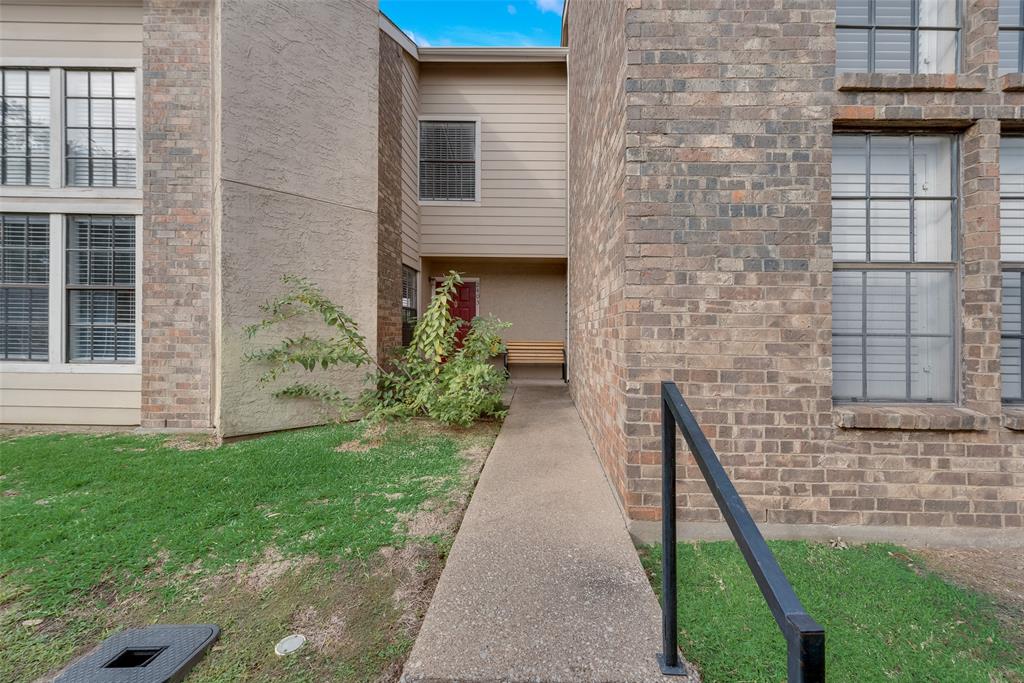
left=0, top=373, right=141, bottom=425
left=0, top=1, right=143, bottom=426
left=418, top=63, right=567, bottom=258
left=0, top=1, right=143, bottom=61
left=400, top=51, right=420, bottom=269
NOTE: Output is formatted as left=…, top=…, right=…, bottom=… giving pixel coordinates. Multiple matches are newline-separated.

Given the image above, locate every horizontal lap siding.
left=418, top=63, right=567, bottom=258
left=0, top=1, right=143, bottom=61
left=401, top=52, right=421, bottom=270
left=0, top=373, right=141, bottom=425
left=0, top=1, right=143, bottom=426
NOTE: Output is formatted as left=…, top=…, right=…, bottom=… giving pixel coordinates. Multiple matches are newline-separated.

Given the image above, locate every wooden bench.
left=503, top=341, right=566, bottom=382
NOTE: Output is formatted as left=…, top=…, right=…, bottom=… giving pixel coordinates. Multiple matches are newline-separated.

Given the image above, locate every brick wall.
left=378, top=31, right=404, bottom=360
left=567, top=0, right=631, bottom=500
left=141, top=0, right=214, bottom=430
left=568, top=0, right=1024, bottom=532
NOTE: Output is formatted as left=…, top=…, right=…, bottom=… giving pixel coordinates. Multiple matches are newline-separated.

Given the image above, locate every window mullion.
left=905, top=270, right=912, bottom=400
left=49, top=68, right=62, bottom=190
left=48, top=213, right=62, bottom=366
left=861, top=270, right=869, bottom=400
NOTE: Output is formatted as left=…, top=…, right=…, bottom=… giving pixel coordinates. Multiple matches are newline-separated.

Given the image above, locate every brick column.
left=377, top=32, right=404, bottom=360
left=141, top=0, right=214, bottom=429
left=961, top=120, right=1003, bottom=415
left=566, top=0, right=631, bottom=503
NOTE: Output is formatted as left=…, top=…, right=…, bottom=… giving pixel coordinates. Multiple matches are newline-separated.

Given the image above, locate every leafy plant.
left=244, top=271, right=510, bottom=426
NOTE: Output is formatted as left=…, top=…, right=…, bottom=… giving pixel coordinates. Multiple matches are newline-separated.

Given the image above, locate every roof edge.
left=379, top=11, right=419, bottom=59
left=417, top=47, right=567, bottom=63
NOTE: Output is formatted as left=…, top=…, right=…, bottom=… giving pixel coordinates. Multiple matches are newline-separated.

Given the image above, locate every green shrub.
left=245, top=271, right=510, bottom=426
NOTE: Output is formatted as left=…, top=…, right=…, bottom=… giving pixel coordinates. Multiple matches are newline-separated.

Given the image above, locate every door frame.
left=431, top=276, right=480, bottom=319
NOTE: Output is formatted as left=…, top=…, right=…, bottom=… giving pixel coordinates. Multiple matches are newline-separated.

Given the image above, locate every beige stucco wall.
left=418, top=62, right=567, bottom=258
left=216, top=0, right=380, bottom=437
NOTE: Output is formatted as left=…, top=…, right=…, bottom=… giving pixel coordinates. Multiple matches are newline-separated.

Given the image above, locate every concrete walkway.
left=402, top=384, right=695, bottom=683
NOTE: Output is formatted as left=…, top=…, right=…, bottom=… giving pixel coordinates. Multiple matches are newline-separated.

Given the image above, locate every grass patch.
left=640, top=541, right=1024, bottom=683
left=0, top=421, right=498, bottom=681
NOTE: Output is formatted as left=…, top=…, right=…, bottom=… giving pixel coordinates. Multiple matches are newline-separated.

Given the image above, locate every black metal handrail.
left=657, top=381, right=825, bottom=682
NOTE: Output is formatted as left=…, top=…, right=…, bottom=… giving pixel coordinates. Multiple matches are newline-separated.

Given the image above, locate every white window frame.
left=417, top=116, right=482, bottom=207
left=0, top=58, right=143, bottom=374
left=0, top=211, right=142, bottom=374
left=0, top=60, right=143, bottom=200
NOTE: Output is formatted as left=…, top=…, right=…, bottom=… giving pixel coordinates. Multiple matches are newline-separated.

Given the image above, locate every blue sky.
left=380, top=0, right=564, bottom=47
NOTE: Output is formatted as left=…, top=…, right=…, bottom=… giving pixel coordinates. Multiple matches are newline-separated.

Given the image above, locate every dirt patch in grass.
left=162, top=433, right=221, bottom=451
left=204, top=547, right=318, bottom=593
left=914, top=546, right=1024, bottom=648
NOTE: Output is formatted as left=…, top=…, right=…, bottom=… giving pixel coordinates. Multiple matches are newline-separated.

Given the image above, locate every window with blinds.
left=1, top=69, right=50, bottom=186
left=1, top=214, right=49, bottom=360
left=66, top=215, right=136, bottom=362
left=837, top=0, right=960, bottom=74
left=832, top=134, right=957, bottom=402
left=419, top=120, right=477, bottom=201
left=1001, top=137, right=1024, bottom=401
left=65, top=70, right=137, bottom=188
left=1000, top=0, right=1024, bottom=74
left=402, top=265, right=418, bottom=346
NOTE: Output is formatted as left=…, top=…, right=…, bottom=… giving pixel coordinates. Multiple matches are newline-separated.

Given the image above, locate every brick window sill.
left=836, top=73, right=987, bottom=92
left=1001, top=73, right=1024, bottom=92
left=1002, top=408, right=1024, bottom=431
left=834, top=405, right=991, bottom=432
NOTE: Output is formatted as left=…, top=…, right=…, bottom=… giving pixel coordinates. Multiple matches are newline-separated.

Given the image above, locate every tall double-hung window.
left=1000, top=0, right=1024, bottom=74
left=1, top=214, right=49, bottom=360
left=1001, top=137, right=1024, bottom=401
left=402, top=265, right=418, bottom=346
left=832, top=134, right=957, bottom=402
left=837, top=0, right=960, bottom=73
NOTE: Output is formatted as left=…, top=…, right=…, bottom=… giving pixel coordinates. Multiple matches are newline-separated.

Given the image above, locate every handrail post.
left=787, top=617, right=825, bottom=683
left=658, top=386, right=686, bottom=676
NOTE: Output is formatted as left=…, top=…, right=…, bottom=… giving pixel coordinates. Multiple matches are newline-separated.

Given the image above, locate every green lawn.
left=641, top=542, right=1023, bottom=683
left=0, top=422, right=497, bottom=682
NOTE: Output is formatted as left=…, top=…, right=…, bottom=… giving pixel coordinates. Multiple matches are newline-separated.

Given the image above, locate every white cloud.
left=534, top=0, right=564, bottom=13
left=403, top=30, right=431, bottom=47
left=507, top=4, right=517, bottom=14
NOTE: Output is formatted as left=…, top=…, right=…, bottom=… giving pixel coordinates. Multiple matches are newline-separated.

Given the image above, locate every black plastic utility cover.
left=54, top=624, right=220, bottom=683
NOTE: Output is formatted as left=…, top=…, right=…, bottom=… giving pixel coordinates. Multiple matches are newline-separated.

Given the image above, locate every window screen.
left=1, top=214, right=49, bottom=360
left=2, top=69, right=50, bottom=186
left=65, top=70, right=136, bottom=188
left=419, top=121, right=476, bottom=201
left=837, top=0, right=960, bottom=74
left=402, top=265, right=418, bottom=346
left=832, top=134, right=956, bottom=402
left=66, top=215, right=136, bottom=362
left=1001, top=137, right=1024, bottom=401
left=1000, top=0, right=1024, bottom=75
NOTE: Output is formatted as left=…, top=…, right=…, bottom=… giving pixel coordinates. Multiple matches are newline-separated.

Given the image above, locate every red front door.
left=447, top=281, right=477, bottom=345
